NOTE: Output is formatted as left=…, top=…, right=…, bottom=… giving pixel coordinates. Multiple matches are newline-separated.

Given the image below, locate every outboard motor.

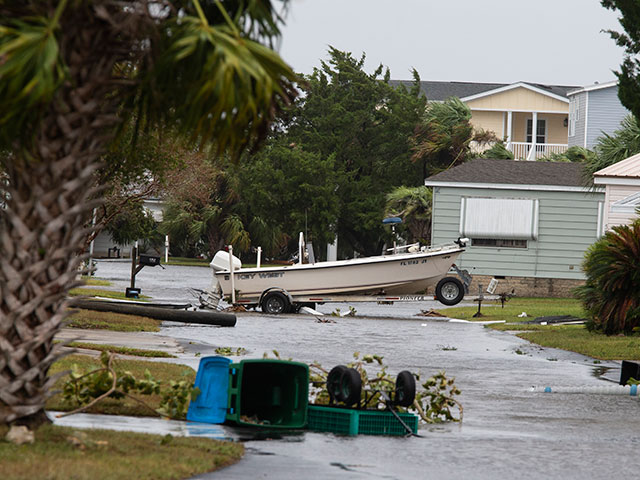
left=200, top=251, right=242, bottom=310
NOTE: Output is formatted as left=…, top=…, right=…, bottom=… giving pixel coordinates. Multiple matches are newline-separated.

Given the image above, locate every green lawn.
left=490, top=323, right=640, bottom=361
left=66, top=309, right=161, bottom=332
left=443, top=297, right=585, bottom=322
left=66, top=342, right=175, bottom=358
left=0, top=424, right=243, bottom=480
left=162, top=257, right=210, bottom=267
left=81, top=278, right=112, bottom=287
left=69, top=288, right=150, bottom=301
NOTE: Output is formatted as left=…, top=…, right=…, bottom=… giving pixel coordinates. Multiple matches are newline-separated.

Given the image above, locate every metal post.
left=299, top=232, right=304, bottom=264
left=228, top=245, right=235, bottom=305
left=392, top=225, right=397, bottom=254
left=87, top=208, right=96, bottom=275
left=257, top=246, right=262, bottom=268
left=130, top=245, right=137, bottom=289
left=165, top=235, right=169, bottom=263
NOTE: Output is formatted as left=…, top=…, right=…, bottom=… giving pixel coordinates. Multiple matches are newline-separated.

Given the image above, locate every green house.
left=424, top=159, right=604, bottom=297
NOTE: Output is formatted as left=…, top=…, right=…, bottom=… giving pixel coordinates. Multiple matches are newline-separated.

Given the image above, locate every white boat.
left=205, top=238, right=468, bottom=314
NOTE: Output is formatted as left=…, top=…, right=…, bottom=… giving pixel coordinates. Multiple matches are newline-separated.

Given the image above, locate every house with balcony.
left=391, top=80, right=578, bottom=160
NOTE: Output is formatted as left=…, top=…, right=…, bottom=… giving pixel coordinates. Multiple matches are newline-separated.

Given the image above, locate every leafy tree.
left=237, top=142, right=339, bottom=257
left=577, top=220, right=640, bottom=335
left=286, top=48, right=427, bottom=257
left=601, top=1, right=640, bottom=120
left=104, top=200, right=162, bottom=252
left=161, top=159, right=251, bottom=257
left=384, top=186, right=432, bottom=244
left=0, top=0, right=296, bottom=428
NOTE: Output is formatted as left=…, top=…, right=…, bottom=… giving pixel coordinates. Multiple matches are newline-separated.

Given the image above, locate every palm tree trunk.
left=0, top=8, right=125, bottom=427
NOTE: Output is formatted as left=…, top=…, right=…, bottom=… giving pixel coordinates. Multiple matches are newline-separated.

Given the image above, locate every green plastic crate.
left=226, top=359, right=309, bottom=429
left=307, top=405, right=418, bottom=436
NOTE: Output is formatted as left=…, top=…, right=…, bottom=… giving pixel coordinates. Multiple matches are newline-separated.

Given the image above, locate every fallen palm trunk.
left=69, top=298, right=236, bottom=327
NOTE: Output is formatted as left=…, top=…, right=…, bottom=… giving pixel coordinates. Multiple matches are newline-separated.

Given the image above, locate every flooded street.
left=84, top=260, right=640, bottom=479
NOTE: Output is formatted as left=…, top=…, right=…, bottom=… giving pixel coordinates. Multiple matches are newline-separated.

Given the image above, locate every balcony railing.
left=509, top=142, right=568, bottom=161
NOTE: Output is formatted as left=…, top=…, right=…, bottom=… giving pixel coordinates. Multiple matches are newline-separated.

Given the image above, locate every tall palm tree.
left=0, top=0, right=297, bottom=428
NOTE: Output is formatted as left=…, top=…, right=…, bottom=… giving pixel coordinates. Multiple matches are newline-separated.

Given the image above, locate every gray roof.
left=424, top=159, right=587, bottom=187
left=389, top=80, right=580, bottom=101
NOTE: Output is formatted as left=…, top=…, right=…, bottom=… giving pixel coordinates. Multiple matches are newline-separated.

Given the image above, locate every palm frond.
left=0, top=14, right=67, bottom=147
left=138, top=11, right=298, bottom=155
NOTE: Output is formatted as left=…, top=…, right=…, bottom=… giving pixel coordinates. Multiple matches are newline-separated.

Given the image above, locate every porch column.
left=506, top=111, right=513, bottom=149
left=527, top=112, right=538, bottom=161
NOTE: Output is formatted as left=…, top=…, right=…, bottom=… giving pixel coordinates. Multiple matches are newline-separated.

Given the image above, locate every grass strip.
left=443, top=297, right=586, bottom=322
left=66, top=309, right=160, bottom=332
left=0, top=424, right=243, bottom=480
left=66, top=342, right=176, bottom=358
left=69, top=288, right=150, bottom=301
left=81, top=278, right=112, bottom=287
left=163, top=257, right=211, bottom=267
left=46, top=354, right=195, bottom=417
left=505, top=324, right=640, bottom=361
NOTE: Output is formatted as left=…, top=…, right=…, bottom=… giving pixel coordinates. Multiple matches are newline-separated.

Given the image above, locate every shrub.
left=577, top=221, right=640, bottom=334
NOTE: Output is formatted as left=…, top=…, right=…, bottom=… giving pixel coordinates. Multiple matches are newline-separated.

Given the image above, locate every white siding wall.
left=605, top=184, right=640, bottom=229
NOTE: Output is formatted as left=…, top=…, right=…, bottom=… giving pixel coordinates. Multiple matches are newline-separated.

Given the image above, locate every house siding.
left=604, top=184, right=640, bottom=229
left=431, top=186, right=604, bottom=280
left=586, top=87, right=629, bottom=149
left=568, top=92, right=587, bottom=148
left=469, top=110, right=504, bottom=139
left=465, top=87, right=568, bottom=112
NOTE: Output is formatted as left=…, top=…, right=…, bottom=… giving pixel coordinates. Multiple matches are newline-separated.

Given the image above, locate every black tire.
left=394, top=370, right=416, bottom=407
left=435, top=277, right=465, bottom=306
left=261, top=291, right=290, bottom=314
left=327, top=365, right=348, bottom=403
left=326, top=365, right=362, bottom=406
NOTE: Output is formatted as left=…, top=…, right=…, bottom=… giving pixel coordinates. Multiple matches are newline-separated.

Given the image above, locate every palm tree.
left=385, top=186, right=432, bottom=244
left=0, top=0, right=297, bottom=428
left=576, top=221, right=640, bottom=335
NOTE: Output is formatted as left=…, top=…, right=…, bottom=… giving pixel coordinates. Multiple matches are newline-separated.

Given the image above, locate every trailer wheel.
left=261, top=291, right=290, bottom=314
left=394, top=370, right=416, bottom=407
left=327, top=365, right=362, bottom=406
left=435, top=277, right=465, bottom=306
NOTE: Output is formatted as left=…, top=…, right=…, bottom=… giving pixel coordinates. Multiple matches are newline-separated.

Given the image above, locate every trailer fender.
left=259, top=287, right=294, bottom=314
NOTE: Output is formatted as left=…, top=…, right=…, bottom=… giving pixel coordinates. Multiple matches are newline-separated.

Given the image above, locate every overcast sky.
left=277, top=0, right=625, bottom=87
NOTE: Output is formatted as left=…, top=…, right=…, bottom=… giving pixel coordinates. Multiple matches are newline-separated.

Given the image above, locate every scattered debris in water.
left=417, top=309, right=446, bottom=317
left=224, top=305, right=247, bottom=312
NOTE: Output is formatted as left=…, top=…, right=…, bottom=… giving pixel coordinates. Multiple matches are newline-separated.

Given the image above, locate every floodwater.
left=70, top=261, right=640, bottom=479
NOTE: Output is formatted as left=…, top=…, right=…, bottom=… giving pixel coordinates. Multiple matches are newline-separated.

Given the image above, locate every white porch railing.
left=509, top=142, right=568, bottom=161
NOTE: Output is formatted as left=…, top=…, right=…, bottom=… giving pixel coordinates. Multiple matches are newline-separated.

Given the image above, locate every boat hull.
left=214, top=246, right=463, bottom=301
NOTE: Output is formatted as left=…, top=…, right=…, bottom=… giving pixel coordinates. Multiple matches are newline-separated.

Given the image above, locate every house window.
left=526, top=119, right=546, bottom=144
left=459, top=197, right=539, bottom=240
left=471, top=238, right=528, bottom=248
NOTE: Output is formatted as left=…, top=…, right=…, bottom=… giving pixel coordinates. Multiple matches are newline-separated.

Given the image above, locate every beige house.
left=391, top=80, right=578, bottom=160
left=593, top=152, right=640, bottom=230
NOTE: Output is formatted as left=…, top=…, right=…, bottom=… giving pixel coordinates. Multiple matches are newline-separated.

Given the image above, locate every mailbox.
left=139, top=254, right=160, bottom=267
